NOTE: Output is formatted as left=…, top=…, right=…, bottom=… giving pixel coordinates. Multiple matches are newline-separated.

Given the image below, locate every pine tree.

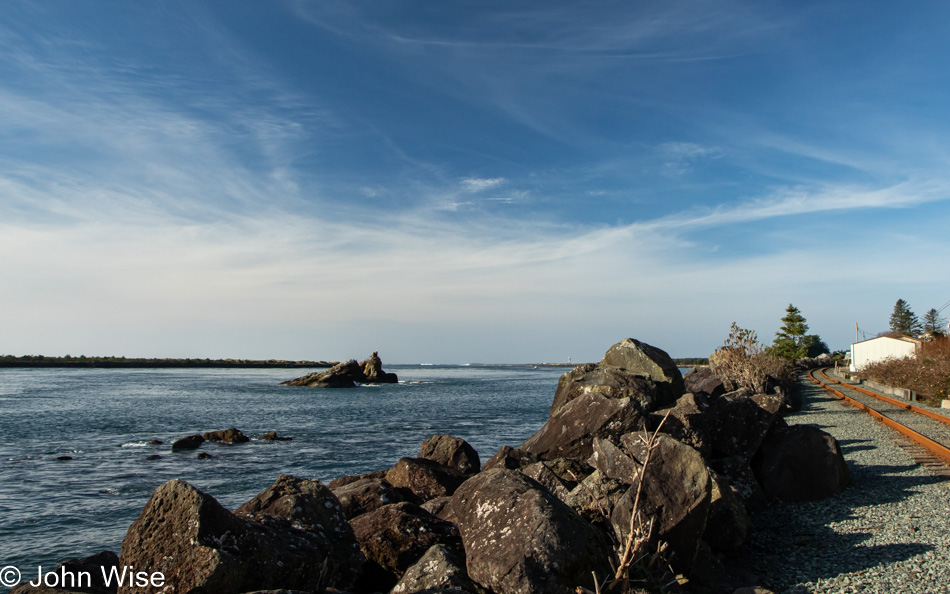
left=922, top=308, right=946, bottom=335
left=771, top=304, right=810, bottom=360
left=889, top=299, right=922, bottom=336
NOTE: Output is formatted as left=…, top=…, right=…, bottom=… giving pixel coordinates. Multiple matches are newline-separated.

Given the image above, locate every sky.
left=2, top=0, right=950, bottom=364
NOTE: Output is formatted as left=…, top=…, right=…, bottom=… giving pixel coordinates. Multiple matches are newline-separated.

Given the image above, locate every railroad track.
left=808, top=367, right=950, bottom=477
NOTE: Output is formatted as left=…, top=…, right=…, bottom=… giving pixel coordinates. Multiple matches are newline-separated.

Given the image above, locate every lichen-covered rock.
left=602, top=338, right=686, bottom=401
left=326, top=469, right=388, bottom=489
left=385, top=457, right=468, bottom=503
left=390, top=544, right=480, bottom=594
left=550, top=363, right=661, bottom=417
left=118, top=479, right=361, bottom=594
left=752, top=424, right=850, bottom=502
left=564, top=469, right=627, bottom=524
left=707, top=392, right=785, bottom=460
left=420, top=496, right=457, bottom=523
left=419, top=435, right=481, bottom=475
left=349, top=502, right=462, bottom=592
left=652, top=392, right=713, bottom=458
left=589, top=436, right=639, bottom=483
left=520, top=392, right=647, bottom=460
left=203, top=427, right=250, bottom=444
left=451, top=468, right=611, bottom=594
left=610, top=434, right=712, bottom=572
left=682, top=366, right=727, bottom=398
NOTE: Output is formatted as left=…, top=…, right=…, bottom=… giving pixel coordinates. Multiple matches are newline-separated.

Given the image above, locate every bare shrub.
left=710, top=323, right=794, bottom=393
left=861, top=336, right=950, bottom=405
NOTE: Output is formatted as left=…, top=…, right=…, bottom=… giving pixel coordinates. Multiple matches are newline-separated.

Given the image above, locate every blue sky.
left=2, top=0, right=950, bottom=363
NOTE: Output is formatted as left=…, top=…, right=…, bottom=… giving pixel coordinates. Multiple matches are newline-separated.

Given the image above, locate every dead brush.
left=576, top=412, right=685, bottom=594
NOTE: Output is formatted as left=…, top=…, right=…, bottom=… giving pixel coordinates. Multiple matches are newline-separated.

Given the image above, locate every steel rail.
left=818, top=368, right=950, bottom=428
left=809, top=368, right=950, bottom=465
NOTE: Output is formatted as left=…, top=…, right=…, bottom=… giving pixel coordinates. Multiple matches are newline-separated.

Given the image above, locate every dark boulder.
left=703, top=470, right=752, bottom=552
left=451, top=468, right=611, bottom=594
left=118, top=479, right=362, bottom=594
left=418, top=435, right=480, bottom=475
left=196, top=452, right=212, bottom=459
left=481, top=445, right=537, bottom=471
left=10, top=551, right=118, bottom=594
left=385, top=457, right=468, bottom=503
left=390, top=544, right=480, bottom=594
left=589, top=436, right=640, bottom=483
left=520, top=391, right=647, bottom=460
left=601, top=338, right=686, bottom=403
left=652, top=392, right=713, bottom=458
left=752, top=424, right=850, bottom=502
left=420, top=496, right=457, bottom=523
left=331, top=477, right=406, bottom=519
left=260, top=432, right=292, bottom=441
left=707, top=392, right=785, bottom=460
left=203, top=428, right=249, bottom=444
left=610, top=434, right=712, bottom=572
left=170, top=433, right=204, bottom=451
left=349, top=502, right=462, bottom=592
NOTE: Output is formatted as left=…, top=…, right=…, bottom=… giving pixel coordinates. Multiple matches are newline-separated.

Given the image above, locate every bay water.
left=0, top=365, right=566, bottom=578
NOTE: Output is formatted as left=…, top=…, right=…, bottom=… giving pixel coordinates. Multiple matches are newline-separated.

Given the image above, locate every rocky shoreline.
left=13, top=338, right=856, bottom=594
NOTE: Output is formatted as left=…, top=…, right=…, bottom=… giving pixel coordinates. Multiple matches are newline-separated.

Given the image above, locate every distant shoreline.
left=0, top=357, right=709, bottom=369
left=0, top=356, right=336, bottom=369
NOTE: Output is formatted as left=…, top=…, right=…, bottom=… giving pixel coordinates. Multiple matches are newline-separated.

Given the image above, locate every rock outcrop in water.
left=280, top=352, right=398, bottom=388
left=34, top=337, right=850, bottom=594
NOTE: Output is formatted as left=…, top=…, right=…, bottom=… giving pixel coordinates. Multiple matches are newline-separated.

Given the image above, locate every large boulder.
left=390, top=544, right=480, bottom=594
left=653, top=392, right=713, bottom=458
left=118, top=479, right=362, bottom=594
left=602, top=338, right=685, bottom=395
left=349, top=502, right=462, bottom=592
left=707, top=392, right=785, bottom=460
left=330, top=477, right=406, bottom=519
left=520, top=392, right=648, bottom=460
left=752, top=424, right=850, bottom=502
left=550, top=364, right=660, bottom=417
left=610, top=434, right=712, bottom=572
left=385, top=457, right=469, bottom=503
left=10, top=551, right=118, bottom=594
left=282, top=353, right=398, bottom=388
left=564, top=469, right=627, bottom=525
left=451, top=468, right=611, bottom=594
left=419, top=435, right=481, bottom=475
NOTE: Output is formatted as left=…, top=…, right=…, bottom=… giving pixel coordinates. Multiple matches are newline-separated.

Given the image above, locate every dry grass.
left=860, top=336, right=950, bottom=406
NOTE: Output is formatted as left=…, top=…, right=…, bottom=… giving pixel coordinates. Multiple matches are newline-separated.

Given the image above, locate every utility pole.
left=855, top=322, right=859, bottom=343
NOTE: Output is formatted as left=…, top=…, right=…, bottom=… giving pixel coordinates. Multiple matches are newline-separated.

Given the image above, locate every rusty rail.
left=809, top=368, right=950, bottom=465
left=818, top=368, right=950, bottom=428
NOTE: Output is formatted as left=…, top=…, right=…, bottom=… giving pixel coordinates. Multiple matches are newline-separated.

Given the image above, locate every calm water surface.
left=0, top=365, right=566, bottom=576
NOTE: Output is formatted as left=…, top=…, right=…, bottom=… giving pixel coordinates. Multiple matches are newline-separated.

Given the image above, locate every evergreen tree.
left=771, top=304, right=810, bottom=360
left=889, top=299, right=922, bottom=336
left=802, top=334, right=830, bottom=357
left=922, top=308, right=946, bottom=335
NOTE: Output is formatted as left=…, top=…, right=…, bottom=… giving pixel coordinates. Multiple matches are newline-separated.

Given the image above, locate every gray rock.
left=481, top=445, right=537, bottom=471
left=331, top=477, right=405, bottom=519
left=385, top=457, right=468, bottom=503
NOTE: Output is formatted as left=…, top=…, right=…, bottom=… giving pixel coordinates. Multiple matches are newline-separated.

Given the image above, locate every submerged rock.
left=203, top=427, right=249, bottom=444
left=170, top=433, right=204, bottom=451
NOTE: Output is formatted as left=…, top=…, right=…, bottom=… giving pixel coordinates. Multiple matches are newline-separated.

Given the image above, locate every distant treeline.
left=0, top=355, right=336, bottom=369
left=673, top=357, right=709, bottom=366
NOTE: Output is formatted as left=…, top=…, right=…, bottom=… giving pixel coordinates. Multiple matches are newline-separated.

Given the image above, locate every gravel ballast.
left=734, top=376, right=950, bottom=593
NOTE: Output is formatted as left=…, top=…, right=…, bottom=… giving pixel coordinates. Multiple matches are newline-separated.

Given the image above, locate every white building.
left=849, top=335, right=921, bottom=372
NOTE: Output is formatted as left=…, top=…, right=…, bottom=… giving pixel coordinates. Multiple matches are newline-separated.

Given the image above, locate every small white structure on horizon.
left=849, top=335, right=921, bottom=372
